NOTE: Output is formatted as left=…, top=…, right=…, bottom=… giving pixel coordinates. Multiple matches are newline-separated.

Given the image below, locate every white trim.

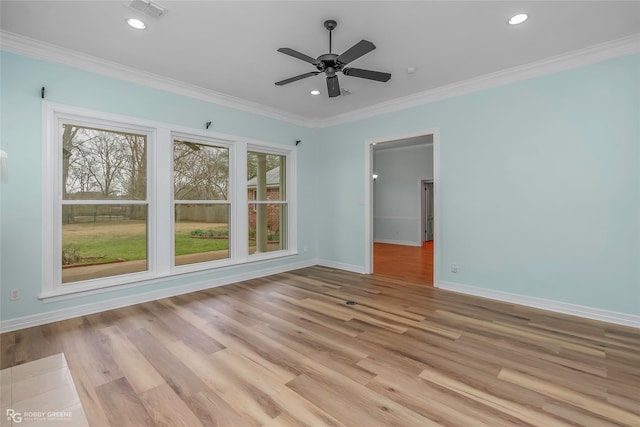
left=373, top=216, right=419, bottom=221
left=234, top=141, right=249, bottom=262
left=41, top=102, right=56, bottom=296
left=3, top=31, right=639, bottom=129
left=438, top=280, right=640, bottom=329
left=0, top=30, right=310, bottom=128
left=170, top=131, right=234, bottom=270
left=374, top=238, right=421, bottom=247
left=312, top=34, right=640, bottom=128
left=432, top=131, right=440, bottom=287
left=374, top=142, right=433, bottom=154
left=317, top=259, right=367, bottom=275
left=0, top=259, right=317, bottom=333
left=365, top=138, right=374, bottom=274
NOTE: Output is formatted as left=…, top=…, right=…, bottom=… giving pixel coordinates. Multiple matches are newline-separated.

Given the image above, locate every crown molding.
left=310, top=33, right=640, bottom=128
left=2, top=30, right=639, bottom=130
left=0, top=30, right=312, bottom=128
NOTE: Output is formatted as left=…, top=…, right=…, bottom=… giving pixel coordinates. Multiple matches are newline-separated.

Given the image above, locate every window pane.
left=248, top=203, right=287, bottom=254
left=247, top=152, right=285, bottom=201
left=62, top=124, right=146, bottom=200
left=62, top=204, right=148, bottom=283
left=174, top=140, right=229, bottom=200
left=175, top=204, right=230, bottom=265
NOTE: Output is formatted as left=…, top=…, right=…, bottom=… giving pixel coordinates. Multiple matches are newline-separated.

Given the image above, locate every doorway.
left=365, top=131, right=439, bottom=286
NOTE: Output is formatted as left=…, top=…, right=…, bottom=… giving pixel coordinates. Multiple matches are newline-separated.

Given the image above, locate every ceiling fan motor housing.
left=316, top=53, right=341, bottom=75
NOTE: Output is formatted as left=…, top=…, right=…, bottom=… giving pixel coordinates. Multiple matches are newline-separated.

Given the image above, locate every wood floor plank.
left=186, top=389, right=260, bottom=427
left=138, top=383, right=206, bottom=427
left=1, top=266, right=638, bottom=426
left=498, top=368, right=640, bottom=426
left=287, top=373, right=440, bottom=427
left=366, top=367, right=517, bottom=427
left=100, top=325, right=165, bottom=394
left=418, top=368, right=573, bottom=426
left=213, top=349, right=347, bottom=427
left=95, top=377, right=155, bottom=427
left=126, top=328, right=209, bottom=400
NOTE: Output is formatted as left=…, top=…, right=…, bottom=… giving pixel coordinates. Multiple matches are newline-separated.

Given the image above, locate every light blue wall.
left=317, top=54, right=640, bottom=315
left=373, top=144, right=433, bottom=245
left=1, top=50, right=639, bottom=323
left=0, top=51, right=318, bottom=322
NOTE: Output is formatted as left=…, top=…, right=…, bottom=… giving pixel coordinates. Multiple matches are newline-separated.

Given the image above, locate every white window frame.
left=171, top=132, right=235, bottom=272
left=246, top=144, right=296, bottom=262
left=41, top=102, right=297, bottom=301
left=42, top=104, right=157, bottom=297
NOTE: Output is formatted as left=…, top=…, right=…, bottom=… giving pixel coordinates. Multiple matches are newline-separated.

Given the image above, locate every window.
left=42, top=103, right=296, bottom=299
left=60, top=122, right=151, bottom=284
left=173, top=137, right=230, bottom=266
left=247, top=151, right=287, bottom=254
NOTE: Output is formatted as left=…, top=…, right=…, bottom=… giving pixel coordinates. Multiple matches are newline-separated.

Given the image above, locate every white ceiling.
left=2, top=1, right=640, bottom=123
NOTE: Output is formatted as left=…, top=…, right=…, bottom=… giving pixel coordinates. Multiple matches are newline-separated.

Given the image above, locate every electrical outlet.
left=303, top=245, right=309, bottom=252
left=10, top=289, right=20, bottom=300
left=451, top=264, right=458, bottom=273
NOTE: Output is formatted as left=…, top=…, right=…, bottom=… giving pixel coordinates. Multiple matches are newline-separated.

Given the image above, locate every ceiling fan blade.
left=275, top=71, right=320, bottom=86
left=336, top=40, right=376, bottom=65
left=342, top=67, right=391, bottom=82
left=277, top=48, right=320, bottom=65
left=326, top=75, right=341, bottom=98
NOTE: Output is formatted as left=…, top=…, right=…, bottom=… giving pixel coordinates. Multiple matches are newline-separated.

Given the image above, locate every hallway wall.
left=373, top=142, right=433, bottom=245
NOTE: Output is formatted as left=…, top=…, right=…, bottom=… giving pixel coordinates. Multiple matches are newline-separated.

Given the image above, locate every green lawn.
left=62, top=221, right=236, bottom=264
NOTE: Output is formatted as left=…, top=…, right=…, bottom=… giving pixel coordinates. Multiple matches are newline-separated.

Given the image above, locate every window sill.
left=40, top=250, right=298, bottom=303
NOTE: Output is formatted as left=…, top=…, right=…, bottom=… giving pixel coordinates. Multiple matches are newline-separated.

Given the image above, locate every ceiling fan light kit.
left=275, top=19, right=391, bottom=98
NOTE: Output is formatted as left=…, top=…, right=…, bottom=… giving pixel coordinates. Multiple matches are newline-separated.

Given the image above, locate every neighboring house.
left=247, top=167, right=281, bottom=232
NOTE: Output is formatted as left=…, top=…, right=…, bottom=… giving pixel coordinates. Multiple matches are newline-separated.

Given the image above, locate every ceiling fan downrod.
left=324, top=19, right=337, bottom=53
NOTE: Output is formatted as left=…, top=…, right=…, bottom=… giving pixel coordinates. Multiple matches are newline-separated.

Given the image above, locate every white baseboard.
left=438, top=280, right=640, bottom=329
left=316, top=259, right=367, bottom=274
left=0, top=259, right=316, bottom=333
left=6, top=261, right=635, bottom=332
left=374, top=238, right=422, bottom=247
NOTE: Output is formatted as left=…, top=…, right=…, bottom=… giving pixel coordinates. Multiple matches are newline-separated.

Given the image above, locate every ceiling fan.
left=275, top=19, right=391, bottom=98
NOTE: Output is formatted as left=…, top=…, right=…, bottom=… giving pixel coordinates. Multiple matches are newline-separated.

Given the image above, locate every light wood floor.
left=1, top=266, right=639, bottom=426
left=374, top=241, right=433, bottom=284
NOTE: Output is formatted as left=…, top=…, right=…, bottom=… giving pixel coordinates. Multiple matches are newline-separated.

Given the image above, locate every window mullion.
left=234, top=141, right=249, bottom=261
left=155, top=127, right=172, bottom=274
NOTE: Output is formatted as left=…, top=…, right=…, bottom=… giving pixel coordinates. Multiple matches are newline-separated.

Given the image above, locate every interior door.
left=424, top=181, right=434, bottom=241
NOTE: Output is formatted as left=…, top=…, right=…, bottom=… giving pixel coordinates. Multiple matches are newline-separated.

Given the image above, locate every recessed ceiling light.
left=508, top=13, right=528, bottom=25
left=310, top=90, right=321, bottom=96
left=126, top=18, right=147, bottom=29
